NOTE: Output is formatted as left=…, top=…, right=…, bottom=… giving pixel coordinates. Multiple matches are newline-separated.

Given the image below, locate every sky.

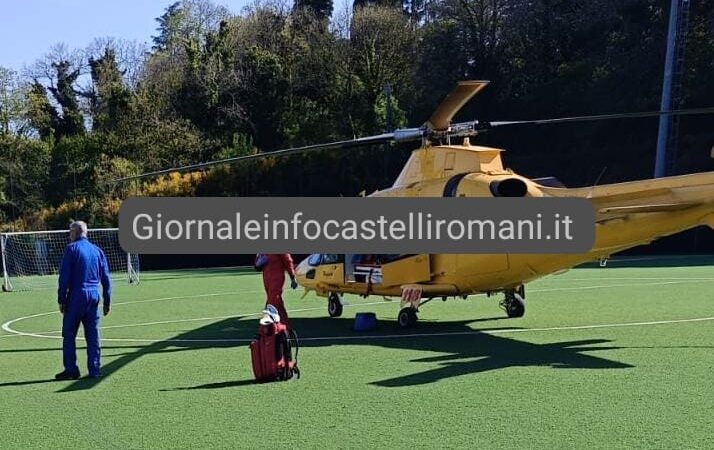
left=0, top=0, right=249, bottom=73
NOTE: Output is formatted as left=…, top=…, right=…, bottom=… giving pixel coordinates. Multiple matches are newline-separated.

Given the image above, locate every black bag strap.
left=289, top=328, right=299, bottom=364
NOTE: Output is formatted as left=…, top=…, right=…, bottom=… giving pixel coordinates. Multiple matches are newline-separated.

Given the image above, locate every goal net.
left=1, top=228, right=139, bottom=292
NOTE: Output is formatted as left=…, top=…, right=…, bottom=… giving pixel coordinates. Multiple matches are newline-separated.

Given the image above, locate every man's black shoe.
left=87, top=373, right=101, bottom=379
left=54, top=370, right=80, bottom=381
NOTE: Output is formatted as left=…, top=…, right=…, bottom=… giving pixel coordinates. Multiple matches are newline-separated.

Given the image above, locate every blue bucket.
left=353, top=312, right=377, bottom=331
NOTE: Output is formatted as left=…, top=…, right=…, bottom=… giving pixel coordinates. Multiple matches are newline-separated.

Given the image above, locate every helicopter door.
left=314, top=254, right=345, bottom=284
left=381, top=254, right=431, bottom=286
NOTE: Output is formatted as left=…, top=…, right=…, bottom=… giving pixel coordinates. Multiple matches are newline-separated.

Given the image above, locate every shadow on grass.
left=168, top=379, right=256, bottom=390
left=0, top=378, right=57, bottom=387
left=162, top=315, right=633, bottom=391
left=1, top=314, right=636, bottom=392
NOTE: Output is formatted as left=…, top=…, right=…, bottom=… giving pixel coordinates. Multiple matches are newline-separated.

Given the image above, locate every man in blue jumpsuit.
left=55, top=221, right=112, bottom=380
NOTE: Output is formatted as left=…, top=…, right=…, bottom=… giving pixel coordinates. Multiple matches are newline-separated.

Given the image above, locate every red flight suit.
left=259, top=253, right=295, bottom=328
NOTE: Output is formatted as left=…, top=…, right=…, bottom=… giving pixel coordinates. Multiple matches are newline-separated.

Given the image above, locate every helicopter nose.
left=295, top=258, right=309, bottom=276
left=294, top=257, right=312, bottom=284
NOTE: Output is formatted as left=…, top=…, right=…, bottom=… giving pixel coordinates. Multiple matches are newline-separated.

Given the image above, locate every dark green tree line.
left=1, top=0, right=713, bottom=230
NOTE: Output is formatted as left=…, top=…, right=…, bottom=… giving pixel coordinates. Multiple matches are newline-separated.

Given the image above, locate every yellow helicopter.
left=123, top=81, right=714, bottom=327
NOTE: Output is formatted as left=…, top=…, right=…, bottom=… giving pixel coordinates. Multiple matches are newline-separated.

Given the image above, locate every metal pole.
left=1, top=234, right=13, bottom=291
left=654, top=0, right=681, bottom=178
left=384, top=83, right=394, bottom=132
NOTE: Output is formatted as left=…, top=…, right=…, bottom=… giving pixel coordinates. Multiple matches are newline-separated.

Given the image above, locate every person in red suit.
left=256, top=253, right=298, bottom=328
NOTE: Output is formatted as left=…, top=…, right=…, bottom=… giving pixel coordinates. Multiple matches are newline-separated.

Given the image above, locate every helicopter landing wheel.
left=500, top=291, right=525, bottom=318
left=397, top=307, right=418, bottom=328
left=327, top=293, right=343, bottom=318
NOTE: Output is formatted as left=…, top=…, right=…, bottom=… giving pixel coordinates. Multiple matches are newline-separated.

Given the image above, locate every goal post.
left=0, top=228, right=139, bottom=292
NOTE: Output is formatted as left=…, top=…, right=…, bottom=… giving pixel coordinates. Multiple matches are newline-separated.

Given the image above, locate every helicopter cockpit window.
left=307, top=253, right=322, bottom=266
left=321, top=254, right=341, bottom=264
left=380, top=254, right=412, bottom=263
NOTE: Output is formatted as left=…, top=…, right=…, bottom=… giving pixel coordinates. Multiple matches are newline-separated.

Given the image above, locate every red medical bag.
left=250, top=322, right=300, bottom=382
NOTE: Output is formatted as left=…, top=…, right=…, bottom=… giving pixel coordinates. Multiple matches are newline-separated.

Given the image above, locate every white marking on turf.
left=73, top=300, right=391, bottom=332
left=528, top=279, right=714, bottom=293
left=4, top=278, right=714, bottom=342
left=18, top=278, right=714, bottom=334
left=0, top=289, right=266, bottom=335
left=4, top=316, right=713, bottom=343
left=0, top=300, right=391, bottom=337
left=546, top=277, right=714, bottom=282
left=113, top=290, right=264, bottom=306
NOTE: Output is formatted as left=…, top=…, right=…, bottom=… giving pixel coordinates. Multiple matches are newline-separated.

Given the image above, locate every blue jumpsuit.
left=58, top=236, right=111, bottom=377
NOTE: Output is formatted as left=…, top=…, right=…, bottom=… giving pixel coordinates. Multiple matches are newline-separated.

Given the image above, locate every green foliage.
left=88, top=48, right=130, bottom=132
left=47, top=134, right=103, bottom=204
left=47, top=61, right=84, bottom=137
left=4, top=0, right=714, bottom=229
left=0, top=67, right=31, bottom=137
left=26, top=82, right=58, bottom=140
left=294, top=0, right=334, bottom=21
left=152, top=1, right=186, bottom=51
left=374, top=89, right=407, bottom=131
left=0, top=135, right=51, bottom=223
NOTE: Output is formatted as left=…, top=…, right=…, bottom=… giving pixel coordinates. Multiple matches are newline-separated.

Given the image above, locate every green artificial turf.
left=1, top=256, right=713, bottom=449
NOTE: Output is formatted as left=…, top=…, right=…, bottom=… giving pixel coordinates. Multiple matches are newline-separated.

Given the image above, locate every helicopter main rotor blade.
left=488, top=107, right=714, bottom=128
left=115, top=132, right=399, bottom=182
left=426, top=81, right=489, bottom=131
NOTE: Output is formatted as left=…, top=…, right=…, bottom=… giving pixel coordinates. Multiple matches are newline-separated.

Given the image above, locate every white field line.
left=113, top=290, right=264, bottom=307
left=528, top=279, right=714, bottom=294
left=41, top=301, right=392, bottom=333
left=3, top=278, right=714, bottom=342
left=4, top=316, right=713, bottom=344
left=20, top=279, right=714, bottom=335
left=0, top=288, right=265, bottom=335
left=544, top=277, right=714, bottom=282
left=1, top=300, right=392, bottom=336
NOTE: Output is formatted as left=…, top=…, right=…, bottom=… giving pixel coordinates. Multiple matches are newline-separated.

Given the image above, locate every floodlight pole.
left=654, top=0, right=681, bottom=178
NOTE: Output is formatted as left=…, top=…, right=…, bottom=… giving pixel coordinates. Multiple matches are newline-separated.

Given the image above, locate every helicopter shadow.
left=1, top=314, right=634, bottom=392
left=169, top=315, right=633, bottom=390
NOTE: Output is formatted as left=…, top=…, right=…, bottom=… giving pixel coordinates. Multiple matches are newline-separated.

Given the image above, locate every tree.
left=0, top=135, right=51, bottom=222
left=87, top=48, right=130, bottom=132
left=153, top=1, right=186, bottom=51
left=47, top=60, right=85, bottom=137
left=347, top=6, right=417, bottom=133
left=26, top=81, right=58, bottom=140
left=0, top=67, right=31, bottom=136
left=86, top=37, right=148, bottom=88
left=152, top=0, right=230, bottom=52
left=293, top=0, right=334, bottom=21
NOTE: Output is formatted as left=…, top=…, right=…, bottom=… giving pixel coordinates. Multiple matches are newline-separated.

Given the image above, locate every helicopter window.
left=321, top=254, right=341, bottom=264
left=307, top=253, right=322, bottom=266
left=380, top=254, right=412, bottom=263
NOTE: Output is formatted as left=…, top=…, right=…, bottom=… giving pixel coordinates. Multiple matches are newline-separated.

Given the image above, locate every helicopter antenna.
left=587, top=167, right=608, bottom=199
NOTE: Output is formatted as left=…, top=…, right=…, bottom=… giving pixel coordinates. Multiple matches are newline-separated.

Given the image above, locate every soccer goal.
left=1, top=228, right=139, bottom=292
